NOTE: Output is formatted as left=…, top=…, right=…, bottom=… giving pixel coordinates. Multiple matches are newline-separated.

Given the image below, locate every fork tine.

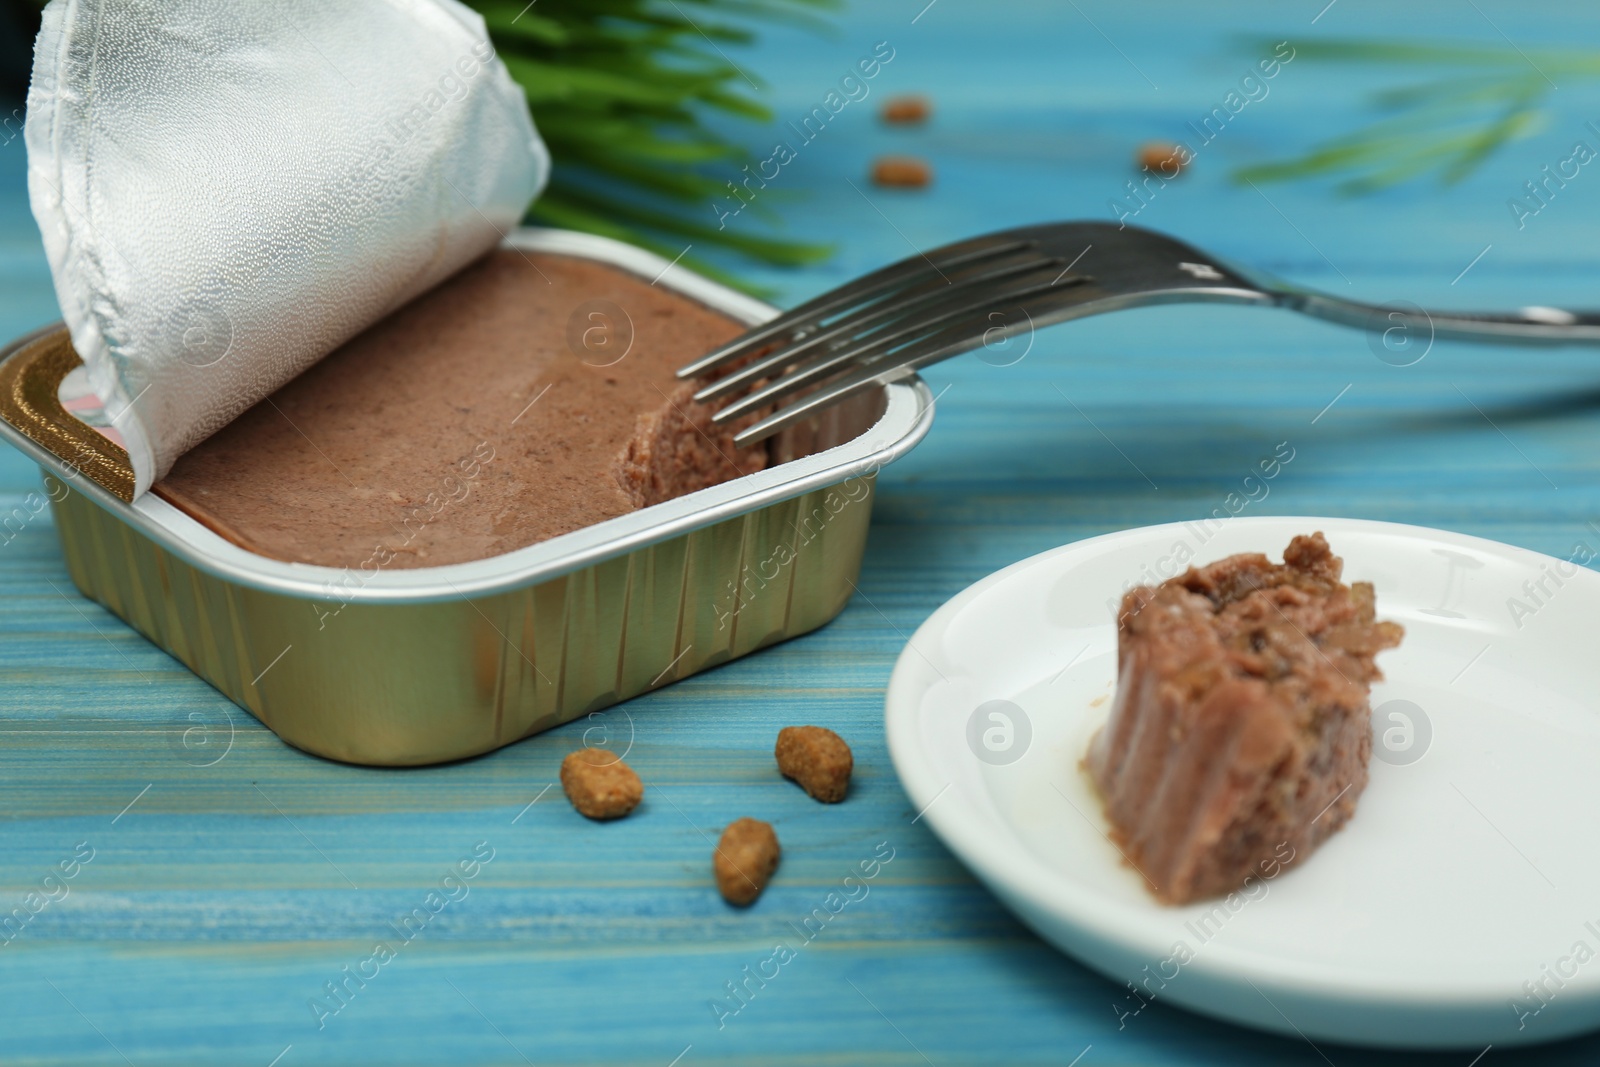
left=675, top=234, right=1037, bottom=380
left=711, top=268, right=1085, bottom=424
left=730, top=360, right=911, bottom=448
left=690, top=250, right=1061, bottom=404
left=730, top=284, right=1098, bottom=447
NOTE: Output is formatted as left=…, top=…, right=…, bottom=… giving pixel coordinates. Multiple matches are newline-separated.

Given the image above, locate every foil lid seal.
left=25, top=0, right=549, bottom=496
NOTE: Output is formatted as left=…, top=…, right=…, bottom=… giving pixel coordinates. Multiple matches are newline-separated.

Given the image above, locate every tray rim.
left=0, top=227, right=934, bottom=604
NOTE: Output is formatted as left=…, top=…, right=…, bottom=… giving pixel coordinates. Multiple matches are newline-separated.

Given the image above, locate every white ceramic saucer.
left=885, top=516, right=1600, bottom=1049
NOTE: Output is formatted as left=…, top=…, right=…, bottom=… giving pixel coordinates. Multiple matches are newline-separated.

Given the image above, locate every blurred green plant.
left=1, top=0, right=837, bottom=289
left=472, top=0, right=838, bottom=289
left=1232, top=39, right=1591, bottom=195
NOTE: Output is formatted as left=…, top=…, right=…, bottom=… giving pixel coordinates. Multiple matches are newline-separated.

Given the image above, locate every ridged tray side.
left=48, top=476, right=873, bottom=764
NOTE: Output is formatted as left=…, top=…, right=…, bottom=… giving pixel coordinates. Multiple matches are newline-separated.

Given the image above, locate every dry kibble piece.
left=871, top=155, right=932, bottom=188
left=1136, top=141, right=1189, bottom=177
left=775, top=725, right=853, bottom=803
left=881, top=94, right=931, bottom=124
left=560, top=748, right=643, bottom=820
left=714, top=817, right=780, bottom=906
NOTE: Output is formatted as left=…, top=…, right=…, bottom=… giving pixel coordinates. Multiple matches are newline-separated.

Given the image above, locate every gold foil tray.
left=0, top=230, right=933, bottom=766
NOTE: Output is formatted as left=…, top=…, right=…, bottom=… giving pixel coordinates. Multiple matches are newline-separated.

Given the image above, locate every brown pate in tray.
left=154, top=249, right=767, bottom=569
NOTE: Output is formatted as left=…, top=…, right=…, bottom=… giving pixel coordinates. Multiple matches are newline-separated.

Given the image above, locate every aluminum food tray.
left=0, top=228, right=934, bottom=765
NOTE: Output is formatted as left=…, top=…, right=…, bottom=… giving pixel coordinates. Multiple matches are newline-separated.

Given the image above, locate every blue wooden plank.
left=6, top=0, right=1600, bottom=1063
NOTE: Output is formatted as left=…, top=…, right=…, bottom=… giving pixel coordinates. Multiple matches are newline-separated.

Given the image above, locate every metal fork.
left=678, top=221, right=1600, bottom=447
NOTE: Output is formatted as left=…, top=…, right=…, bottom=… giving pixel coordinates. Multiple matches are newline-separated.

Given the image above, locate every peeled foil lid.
left=25, top=0, right=549, bottom=496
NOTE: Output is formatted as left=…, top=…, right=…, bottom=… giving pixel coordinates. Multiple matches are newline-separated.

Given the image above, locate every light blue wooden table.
left=5, top=1, right=1600, bottom=1062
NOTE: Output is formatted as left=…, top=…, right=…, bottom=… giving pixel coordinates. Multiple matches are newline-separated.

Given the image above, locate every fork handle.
left=1287, top=292, right=1600, bottom=346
